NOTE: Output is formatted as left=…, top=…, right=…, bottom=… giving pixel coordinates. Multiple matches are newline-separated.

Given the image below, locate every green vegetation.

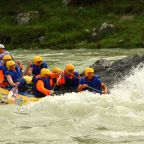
left=0, top=0, right=144, bottom=49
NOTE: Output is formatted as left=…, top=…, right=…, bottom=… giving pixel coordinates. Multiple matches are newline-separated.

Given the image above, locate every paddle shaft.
left=52, top=72, right=63, bottom=91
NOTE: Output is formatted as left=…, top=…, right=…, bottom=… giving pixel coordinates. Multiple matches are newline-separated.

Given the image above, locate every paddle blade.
left=8, top=87, right=18, bottom=99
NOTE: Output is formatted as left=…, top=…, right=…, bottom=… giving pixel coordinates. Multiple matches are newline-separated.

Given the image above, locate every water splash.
left=1, top=64, right=144, bottom=143
left=111, top=63, right=144, bottom=102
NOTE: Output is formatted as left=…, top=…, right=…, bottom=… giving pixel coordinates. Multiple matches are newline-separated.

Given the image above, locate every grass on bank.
left=0, top=0, right=144, bottom=49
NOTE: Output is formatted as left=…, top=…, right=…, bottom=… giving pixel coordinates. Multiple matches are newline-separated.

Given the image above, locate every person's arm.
left=35, top=74, right=41, bottom=79
left=77, top=73, right=81, bottom=79
left=78, top=78, right=84, bottom=92
left=24, top=61, right=33, bottom=76
left=101, top=82, right=108, bottom=94
left=78, top=84, right=83, bottom=92
left=0, top=70, right=4, bottom=83
left=50, top=79, right=54, bottom=88
left=78, top=77, right=88, bottom=92
left=78, top=84, right=88, bottom=92
left=6, top=75, right=19, bottom=87
left=36, top=80, right=53, bottom=96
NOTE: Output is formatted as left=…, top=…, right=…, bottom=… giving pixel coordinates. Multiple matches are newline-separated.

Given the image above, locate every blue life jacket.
left=31, top=62, right=48, bottom=76
left=34, top=77, right=51, bottom=98
left=18, top=78, right=33, bottom=96
left=0, top=65, right=22, bottom=75
left=15, top=65, right=22, bottom=76
left=18, top=79, right=27, bottom=91
left=5, top=68, right=22, bottom=89
left=18, top=79, right=27, bottom=96
left=79, top=75, right=102, bottom=94
left=64, top=71, right=79, bottom=91
left=1, top=65, right=22, bottom=87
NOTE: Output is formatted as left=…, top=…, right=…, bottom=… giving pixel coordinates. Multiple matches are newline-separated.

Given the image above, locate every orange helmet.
left=66, top=64, right=74, bottom=72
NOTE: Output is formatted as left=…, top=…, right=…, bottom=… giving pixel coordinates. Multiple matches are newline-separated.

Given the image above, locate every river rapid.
left=1, top=48, right=144, bottom=144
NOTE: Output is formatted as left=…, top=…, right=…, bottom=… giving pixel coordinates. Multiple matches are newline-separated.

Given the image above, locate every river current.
left=1, top=48, right=144, bottom=144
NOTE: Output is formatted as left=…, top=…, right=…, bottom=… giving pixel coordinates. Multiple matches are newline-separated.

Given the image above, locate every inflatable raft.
left=0, top=87, right=39, bottom=105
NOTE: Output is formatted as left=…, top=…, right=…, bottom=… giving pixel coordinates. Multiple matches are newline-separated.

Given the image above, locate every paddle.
left=52, top=72, right=63, bottom=91
left=50, top=72, right=64, bottom=96
left=66, top=71, right=106, bottom=94
left=7, top=86, right=18, bottom=99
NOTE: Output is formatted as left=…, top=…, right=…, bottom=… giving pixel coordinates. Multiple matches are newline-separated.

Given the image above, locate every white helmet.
left=0, top=44, right=5, bottom=49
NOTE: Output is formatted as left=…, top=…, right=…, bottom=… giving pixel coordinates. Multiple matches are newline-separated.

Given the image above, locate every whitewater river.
left=1, top=48, right=144, bottom=144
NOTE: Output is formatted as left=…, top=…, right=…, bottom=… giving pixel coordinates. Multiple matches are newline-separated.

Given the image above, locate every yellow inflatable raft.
left=0, top=87, right=40, bottom=105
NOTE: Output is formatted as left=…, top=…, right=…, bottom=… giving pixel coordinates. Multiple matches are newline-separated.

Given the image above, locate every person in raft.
left=78, top=67, right=108, bottom=94
left=4, top=60, right=31, bottom=95
left=50, top=67, right=65, bottom=91
left=5, top=60, right=22, bottom=89
left=26, top=55, right=48, bottom=78
left=0, top=44, right=9, bottom=65
left=34, top=68, right=53, bottom=98
left=63, top=64, right=80, bottom=92
left=0, top=55, right=12, bottom=87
